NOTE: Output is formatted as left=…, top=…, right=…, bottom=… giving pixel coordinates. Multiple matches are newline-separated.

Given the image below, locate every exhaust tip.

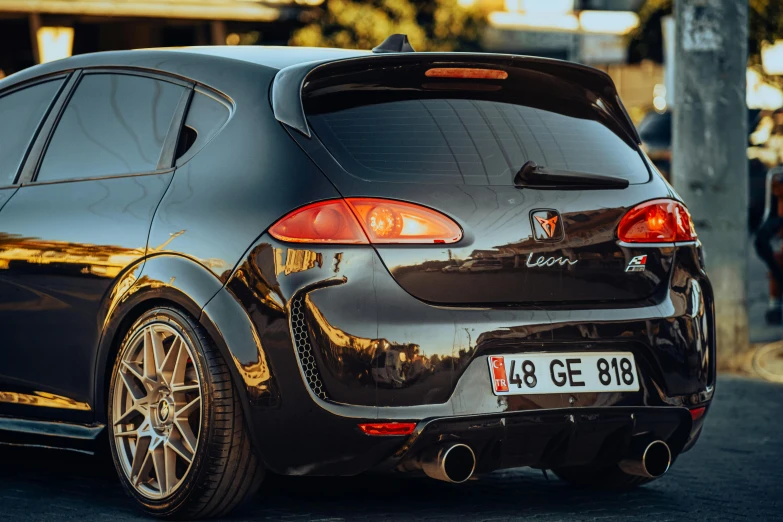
left=619, top=439, right=671, bottom=478
left=442, top=444, right=476, bottom=483
left=421, top=443, right=476, bottom=483
left=642, top=440, right=671, bottom=478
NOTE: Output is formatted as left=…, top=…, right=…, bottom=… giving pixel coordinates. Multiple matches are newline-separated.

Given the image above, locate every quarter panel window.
left=38, top=74, right=185, bottom=182
left=175, top=90, right=231, bottom=166
left=0, top=79, right=64, bottom=185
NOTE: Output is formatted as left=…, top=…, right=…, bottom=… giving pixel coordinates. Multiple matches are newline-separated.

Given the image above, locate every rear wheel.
left=552, top=465, right=655, bottom=490
left=108, top=306, right=263, bottom=519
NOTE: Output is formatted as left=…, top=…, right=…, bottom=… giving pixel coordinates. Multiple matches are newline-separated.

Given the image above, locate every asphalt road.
left=0, top=375, right=781, bottom=521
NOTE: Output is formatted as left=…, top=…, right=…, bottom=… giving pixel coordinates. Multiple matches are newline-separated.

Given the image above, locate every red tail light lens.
left=347, top=198, right=462, bottom=244
left=358, top=422, right=416, bottom=436
left=268, top=200, right=368, bottom=244
left=269, top=198, right=462, bottom=244
left=617, top=199, right=697, bottom=243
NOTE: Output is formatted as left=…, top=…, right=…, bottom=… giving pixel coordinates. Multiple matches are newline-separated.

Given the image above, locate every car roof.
left=166, top=46, right=371, bottom=70
left=0, top=46, right=371, bottom=92
left=0, top=45, right=641, bottom=145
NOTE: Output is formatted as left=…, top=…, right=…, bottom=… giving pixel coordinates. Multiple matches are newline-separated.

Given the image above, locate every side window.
left=37, top=73, right=185, bottom=182
left=0, top=79, right=64, bottom=185
left=175, top=90, right=231, bottom=166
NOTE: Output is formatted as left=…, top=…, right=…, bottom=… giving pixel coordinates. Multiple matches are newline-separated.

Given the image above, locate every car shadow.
left=0, top=444, right=687, bottom=521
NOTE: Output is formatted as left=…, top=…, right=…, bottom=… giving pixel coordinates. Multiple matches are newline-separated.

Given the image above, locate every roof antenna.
left=372, top=34, right=415, bottom=54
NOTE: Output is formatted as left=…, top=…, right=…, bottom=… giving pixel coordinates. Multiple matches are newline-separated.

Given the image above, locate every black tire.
left=552, top=465, right=655, bottom=490
left=107, top=306, right=264, bottom=519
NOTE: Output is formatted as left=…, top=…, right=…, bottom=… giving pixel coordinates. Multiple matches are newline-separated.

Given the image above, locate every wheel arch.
left=93, top=254, right=263, bottom=434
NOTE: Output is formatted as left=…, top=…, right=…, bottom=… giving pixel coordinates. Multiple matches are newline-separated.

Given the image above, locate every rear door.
left=293, top=57, right=676, bottom=306
left=0, top=70, right=190, bottom=422
left=0, top=75, right=67, bottom=409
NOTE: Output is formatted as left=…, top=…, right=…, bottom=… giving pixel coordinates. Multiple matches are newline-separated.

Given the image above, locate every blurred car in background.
left=637, top=111, right=672, bottom=178
left=639, top=109, right=766, bottom=230
left=457, top=259, right=504, bottom=273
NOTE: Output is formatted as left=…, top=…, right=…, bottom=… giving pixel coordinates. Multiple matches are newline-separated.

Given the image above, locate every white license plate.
left=488, top=352, right=640, bottom=395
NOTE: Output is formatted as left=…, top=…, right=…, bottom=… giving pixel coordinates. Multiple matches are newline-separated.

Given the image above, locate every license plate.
left=488, top=352, right=640, bottom=395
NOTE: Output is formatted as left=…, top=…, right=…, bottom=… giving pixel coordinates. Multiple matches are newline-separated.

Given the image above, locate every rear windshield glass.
left=309, top=99, right=649, bottom=185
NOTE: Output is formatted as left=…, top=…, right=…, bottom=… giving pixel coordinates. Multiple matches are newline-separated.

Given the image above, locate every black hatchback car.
left=0, top=39, right=714, bottom=519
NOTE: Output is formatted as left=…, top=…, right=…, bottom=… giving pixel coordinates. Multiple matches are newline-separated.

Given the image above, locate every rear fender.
left=93, top=254, right=267, bottom=436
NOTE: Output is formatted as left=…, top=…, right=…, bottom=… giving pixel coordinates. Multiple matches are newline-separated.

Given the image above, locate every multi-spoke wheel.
left=108, top=307, right=263, bottom=519
left=113, top=322, right=202, bottom=499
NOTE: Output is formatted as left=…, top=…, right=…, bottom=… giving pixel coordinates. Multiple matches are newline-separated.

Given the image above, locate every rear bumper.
left=389, top=406, right=693, bottom=474
left=212, top=236, right=715, bottom=475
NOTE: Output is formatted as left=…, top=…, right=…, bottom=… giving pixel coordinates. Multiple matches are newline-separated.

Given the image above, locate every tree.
left=748, top=0, right=783, bottom=68
left=632, top=0, right=783, bottom=71
left=290, top=0, right=486, bottom=52
left=628, top=0, right=671, bottom=63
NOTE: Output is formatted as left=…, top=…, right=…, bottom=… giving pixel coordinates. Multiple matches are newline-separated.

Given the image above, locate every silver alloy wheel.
left=112, top=323, right=203, bottom=500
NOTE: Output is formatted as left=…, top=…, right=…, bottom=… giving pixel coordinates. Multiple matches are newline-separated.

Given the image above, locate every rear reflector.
left=690, top=406, right=706, bottom=421
left=617, top=199, right=697, bottom=243
left=358, top=422, right=416, bottom=436
left=425, top=68, right=508, bottom=80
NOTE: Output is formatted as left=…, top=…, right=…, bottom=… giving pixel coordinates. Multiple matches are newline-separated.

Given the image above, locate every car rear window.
left=308, top=98, right=649, bottom=185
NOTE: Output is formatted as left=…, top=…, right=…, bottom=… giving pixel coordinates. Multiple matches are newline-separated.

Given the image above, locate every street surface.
left=0, top=375, right=780, bottom=521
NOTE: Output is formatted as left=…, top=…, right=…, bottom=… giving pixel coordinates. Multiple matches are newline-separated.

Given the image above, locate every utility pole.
left=673, top=0, right=749, bottom=366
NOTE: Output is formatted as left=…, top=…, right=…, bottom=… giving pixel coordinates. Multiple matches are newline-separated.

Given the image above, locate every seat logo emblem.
left=534, top=215, right=559, bottom=238
left=530, top=210, right=564, bottom=241
left=159, top=401, right=170, bottom=422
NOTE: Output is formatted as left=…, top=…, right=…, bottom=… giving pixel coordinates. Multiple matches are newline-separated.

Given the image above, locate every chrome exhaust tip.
left=421, top=443, right=476, bottom=483
left=619, top=439, right=672, bottom=478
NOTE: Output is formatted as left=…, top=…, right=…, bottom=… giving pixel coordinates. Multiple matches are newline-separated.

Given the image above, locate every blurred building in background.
left=0, top=0, right=323, bottom=76
left=484, top=0, right=642, bottom=61
left=482, top=0, right=657, bottom=121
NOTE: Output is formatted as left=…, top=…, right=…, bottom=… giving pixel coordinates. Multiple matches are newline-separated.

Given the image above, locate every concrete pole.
left=210, top=21, right=227, bottom=46
left=28, top=13, right=41, bottom=64
left=673, top=0, right=749, bottom=366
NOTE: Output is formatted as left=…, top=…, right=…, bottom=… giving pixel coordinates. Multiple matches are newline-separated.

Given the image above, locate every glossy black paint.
left=272, top=52, right=641, bottom=144
left=0, top=47, right=714, bottom=479
left=216, top=231, right=712, bottom=474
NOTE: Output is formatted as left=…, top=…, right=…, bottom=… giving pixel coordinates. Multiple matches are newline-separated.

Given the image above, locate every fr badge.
left=626, top=255, right=647, bottom=272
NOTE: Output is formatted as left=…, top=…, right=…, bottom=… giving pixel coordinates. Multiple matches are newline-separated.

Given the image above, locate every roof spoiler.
left=271, top=53, right=641, bottom=145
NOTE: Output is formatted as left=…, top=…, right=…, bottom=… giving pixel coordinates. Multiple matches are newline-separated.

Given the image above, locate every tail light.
left=346, top=198, right=462, bottom=244
left=617, top=199, right=697, bottom=243
left=267, top=200, right=368, bottom=244
left=269, top=198, right=462, bottom=245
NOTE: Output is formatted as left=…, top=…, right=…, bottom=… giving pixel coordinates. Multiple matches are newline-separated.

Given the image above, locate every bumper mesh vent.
left=290, top=294, right=328, bottom=400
